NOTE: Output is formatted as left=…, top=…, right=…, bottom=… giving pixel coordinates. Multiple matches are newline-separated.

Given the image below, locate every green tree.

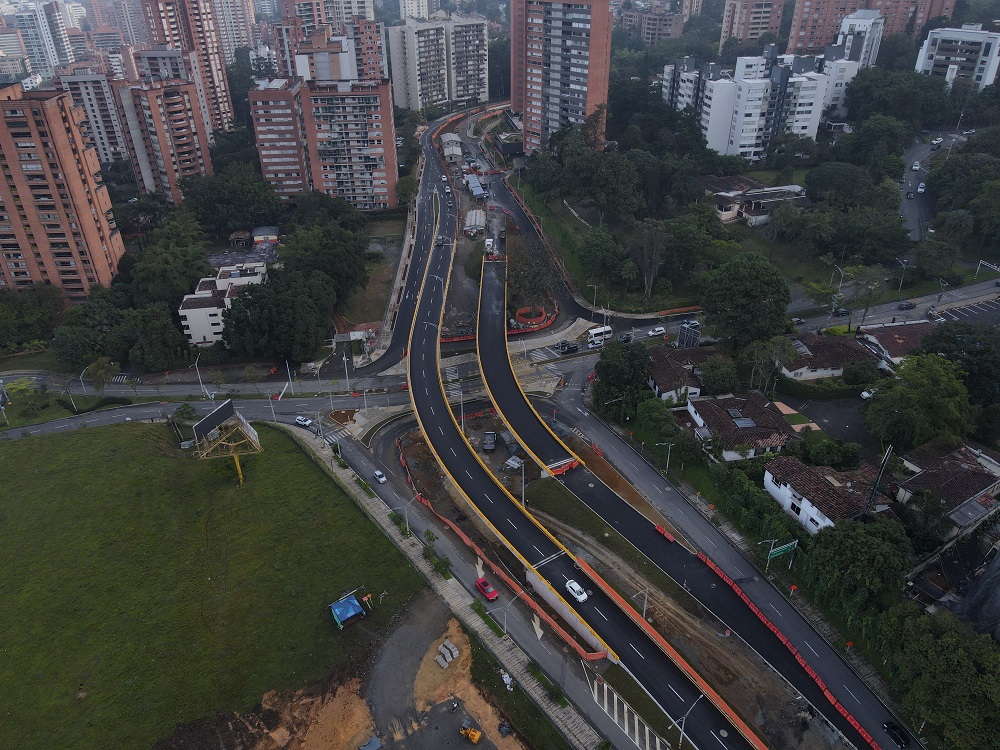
left=85, top=356, right=119, bottom=393
left=0, top=285, right=64, bottom=351
left=804, top=162, right=874, bottom=208
left=105, top=306, right=188, bottom=372
left=920, top=322, right=1000, bottom=406
left=279, top=224, right=369, bottom=305
left=593, top=343, right=651, bottom=422
left=287, top=191, right=367, bottom=234
left=505, top=235, right=552, bottom=313
left=181, top=162, right=282, bottom=233
left=698, top=355, right=739, bottom=395
left=396, top=173, right=418, bottom=205
left=579, top=226, right=623, bottom=278
left=865, top=354, right=975, bottom=450
left=801, top=517, right=912, bottom=636
left=702, top=254, right=791, bottom=351
left=631, top=218, right=667, bottom=302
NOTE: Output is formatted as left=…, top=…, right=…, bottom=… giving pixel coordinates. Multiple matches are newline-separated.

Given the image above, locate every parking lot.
left=934, top=297, right=1000, bottom=326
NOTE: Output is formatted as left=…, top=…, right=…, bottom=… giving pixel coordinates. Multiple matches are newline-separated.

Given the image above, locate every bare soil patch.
left=250, top=680, right=374, bottom=750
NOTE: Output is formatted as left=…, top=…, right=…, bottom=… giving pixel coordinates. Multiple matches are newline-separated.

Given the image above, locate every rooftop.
left=781, top=332, right=879, bottom=373
left=648, top=346, right=700, bottom=392
left=766, top=455, right=875, bottom=521
left=690, top=392, right=799, bottom=452
left=859, top=321, right=936, bottom=360
left=179, top=293, right=224, bottom=310
left=697, top=175, right=767, bottom=195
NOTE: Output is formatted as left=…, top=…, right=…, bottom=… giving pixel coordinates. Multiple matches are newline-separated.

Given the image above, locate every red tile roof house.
left=778, top=332, right=883, bottom=380
left=764, top=455, right=882, bottom=534
left=858, top=321, right=937, bottom=366
left=646, top=346, right=707, bottom=404
left=898, top=440, right=1000, bottom=535
left=686, top=392, right=800, bottom=461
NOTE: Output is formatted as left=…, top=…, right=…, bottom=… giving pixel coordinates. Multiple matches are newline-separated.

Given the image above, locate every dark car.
left=906, top=191, right=915, bottom=199
left=833, top=308, right=850, bottom=317
left=883, top=721, right=910, bottom=748
left=475, top=577, right=499, bottom=602
left=898, top=301, right=917, bottom=310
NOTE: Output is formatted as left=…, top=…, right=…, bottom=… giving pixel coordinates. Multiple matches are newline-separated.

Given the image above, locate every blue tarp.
left=329, top=594, right=365, bottom=629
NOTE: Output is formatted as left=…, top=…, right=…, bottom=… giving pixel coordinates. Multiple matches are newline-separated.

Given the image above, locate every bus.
left=587, top=325, right=613, bottom=345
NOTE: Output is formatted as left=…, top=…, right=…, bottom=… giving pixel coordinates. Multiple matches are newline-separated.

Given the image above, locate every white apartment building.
left=836, top=9, right=883, bottom=68
left=15, top=2, right=74, bottom=79
left=387, top=15, right=487, bottom=110
left=821, top=57, right=860, bottom=118
left=212, top=0, right=256, bottom=64
left=178, top=263, right=268, bottom=346
left=57, top=68, right=129, bottom=163
left=665, top=51, right=830, bottom=161
left=326, top=0, right=374, bottom=23
left=916, top=24, right=1000, bottom=92
left=398, top=0, right=428, bottom=19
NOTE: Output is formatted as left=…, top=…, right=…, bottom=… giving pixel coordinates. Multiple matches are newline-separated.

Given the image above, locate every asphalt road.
left=406, top=124, right=757, bottom=750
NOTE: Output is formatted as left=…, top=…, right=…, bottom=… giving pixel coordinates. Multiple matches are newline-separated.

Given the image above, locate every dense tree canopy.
left=865, top=354, right=974, bottom=451
left=181, top=162, right=282, bottom=234
left=279, top=223, right=369, bottom=306
left=920, top=322, right=1000, bottom=407
left=593, top=342, right=652, bottom=422
left=0, top=285, right=64, bottom=352
left=701, top=254, right=791, bottom=351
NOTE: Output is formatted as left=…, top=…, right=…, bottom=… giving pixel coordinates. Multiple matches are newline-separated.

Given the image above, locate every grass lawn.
left=784, top=412, right=812, bottom=425
left=465, top=241, right=484, bottom=282
left=366, top=218, right=406, bottom=238
left=0, top=349, right=66, bottom=373
left=2, top=423, right=424, bottom=750
left=0, top=392, right=161, bottom=431
left=340, top=256, right=396, bottom=324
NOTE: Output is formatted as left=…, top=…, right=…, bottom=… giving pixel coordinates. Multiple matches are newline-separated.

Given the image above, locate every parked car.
left=906, top=191, right=915, bottom=200
left=861, top=388, right=878, bottom=400
left=790, top=317, right=805, bottom=325
left=294, top=416, right=312, bottom=427
left=618, top=332, right=633, bottom=343
left=565, top=579, right=588, bottom=603
left=475, top=577, right=499, bottom=601
left=681, top=319, right=700, bottom=329
left=917, top=182, right=926, bottom=194
left=912, top=161, right=920, bottom=170
left=587, top=340, right=604, bottom=350
left=647, top=326, right=665, bottom=337
left=373, top=470, right=387, bottom=484
left=898, top=301, right=916, bottom=310
left=559, top=341, right=579, bottom=354
left=930, top=143, right=941, bottom=151
left=931, top=137, right=944, bottom=145
left=883, top=721, right=910, bottom=748
left=962, top=129, right=976, bottom=136
left=833, top=308, right=850, bottom=317
left=441, top=174, right=448, bottom=181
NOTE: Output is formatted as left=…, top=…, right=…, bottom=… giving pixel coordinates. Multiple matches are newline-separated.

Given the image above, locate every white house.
left=779, top=331, right=881, bottom=380
left=764, top=455, right=873, bottom=534
left=647, top=346, right=702, bottom=404
left=178, top=263, right=268, bottom=346
left=686, top=392, right=799, bottom=461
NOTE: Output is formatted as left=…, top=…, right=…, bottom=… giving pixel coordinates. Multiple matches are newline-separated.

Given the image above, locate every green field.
left=2, top=423, right=424, bottom=750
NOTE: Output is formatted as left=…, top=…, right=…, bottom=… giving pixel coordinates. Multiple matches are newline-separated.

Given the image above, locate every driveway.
left=777, top=395, right=878, bottom=455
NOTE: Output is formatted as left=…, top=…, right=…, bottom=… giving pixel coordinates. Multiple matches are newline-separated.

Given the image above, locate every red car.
left=502, top=208, right=511, bottom=216
left=475, top=577, right=499, bottom=601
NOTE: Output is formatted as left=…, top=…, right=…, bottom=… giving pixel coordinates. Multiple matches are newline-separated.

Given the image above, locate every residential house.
left=858, top=321, right=936, bottom=365
left=764, top=455, right=879, bottom=533
left=178, top=262, right=268, bottom=346
left=713, top=184, right=809, bottom=226
left=647, top=346, right=702, bottom=404
left=686, top=392, right=799, bottom=461
left=779, top=331, right=881, bottom=380
left=898, top=439, right=1000, bottom=534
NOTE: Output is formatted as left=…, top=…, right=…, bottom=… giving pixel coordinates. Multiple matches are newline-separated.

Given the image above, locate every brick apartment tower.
left=510, top=0, right=612, bottom=153
left=116, top=78, right=214, bottom=204
left=143, top=0, right=234, bottom=131
left=0, top=83, right=125, bottom=301
left=786, top=0, right=955, bottom=53
left=720, top=0, right=784, bottom=47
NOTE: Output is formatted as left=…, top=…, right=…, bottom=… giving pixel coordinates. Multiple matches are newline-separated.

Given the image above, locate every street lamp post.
left=343, top=354, right=351, bottom=391
left=632, top=587, right=649, bottom=619
left=655, top=442, right=674, bottom=472
left=390, top=495, right=419, bottom=535
left=758, top=538, right=778, bottom=573
left=896, top=257, right=908, bottom=292
left=189, top=353, right=210, bottom=400
left=521, top=460, right=526, bottom=508
left=79, top=367, right=89, bottom=396
left=675, top=694, right=704, bottom=748
left=587, top=284, right=598, bottom=322
left=486, top=590, right=526, bottom=636
left=830, top=265, right=845, bottom=291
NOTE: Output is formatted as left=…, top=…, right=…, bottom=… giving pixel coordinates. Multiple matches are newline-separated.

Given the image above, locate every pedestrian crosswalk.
left=111, top=373, right=142, bottom=384
left=527, top=347, right=563, bottom=378
left=444, top=366, right=463, bottom=399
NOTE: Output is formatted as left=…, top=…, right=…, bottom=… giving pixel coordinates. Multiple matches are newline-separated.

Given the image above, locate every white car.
left=587, top=340, right=604, bottom=350
left=647, top=326, right=665, bottom=337
left=912, top=161, right=920, bottom=171
left=565, top=579, right=588, bottom=603
left=373, top=470, right=387, bottom=484
left=931, top=137, right=943, bottom=145
left=441, top=174, right=448, bottom=181
left=861, top=388, right=878, bottom=400
left=681, top=319, right=700, bottom=329
left=294, top=416, right=312, bottom=427
left=917, top=182, right=926, bottom=194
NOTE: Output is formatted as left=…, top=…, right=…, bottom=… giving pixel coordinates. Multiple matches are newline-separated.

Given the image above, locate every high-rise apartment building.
left=135, top=46, right=213, bottom=136
left=346, top=15, right=387, bottom=79
left=143, top=0, right=234, bottom=131
left=16, top=2, right=76, bottom=79
left=116, top=78, right=214, bottom=203
left=56, top=64, right=129, bottom=162
left=833, top=10, right=883, bottom=67
left=663, top=51, right=830, bottom=160
left=916, top=24, right=1000, bottom=92
left=249, top=77, right=309, bottom=197
left=511, top=0, right=612, bottom=153
left=387, top=15, right=487, bottom=110
left=113, top=0, right=150, bottom=47
left=325, top=0, right=373, bottom=24
left=0, top=83, right=125, bottom=300
left=211, top=0, right=256, bottom=64
left=0, top=29, right=28, bottom=59
left=787, top=0, right=954, bottom=53
left=719, top=0, right=784, bottom=47
left=250, top=76, right=397, bottom=208
left=621, top=10, right=684, bottom=46
left=398, top=0, right=428, bottom=19
left=280, top=0, right=327, bottom=35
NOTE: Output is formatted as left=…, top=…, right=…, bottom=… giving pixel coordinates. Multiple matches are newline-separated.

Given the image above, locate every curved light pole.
left=587, top=284, right=598, bottom=322
left=758, top=538, right=778, bottom=573
left=389, top=494, right=419, bottom=535
left=486, top=589, right=526, bottom=635
left=655, top=442, right=674, bottom=472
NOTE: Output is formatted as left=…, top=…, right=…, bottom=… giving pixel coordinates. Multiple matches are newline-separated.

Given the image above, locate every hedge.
left=774, top=374, right=864, bottom=401
left=55, top=395, right=133, bottom=414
